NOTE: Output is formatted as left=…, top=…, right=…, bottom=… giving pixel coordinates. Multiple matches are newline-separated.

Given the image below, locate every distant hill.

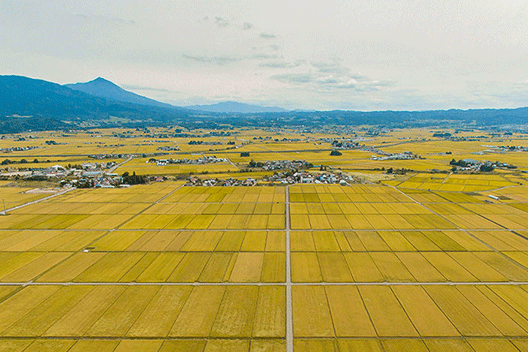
left=0, top=75, right=189, bottom=133
left=187, top=101, right=288, bottom=113
left=65, top=77, right=174, bottom=108
left=2, top=75, right=528, bottom=134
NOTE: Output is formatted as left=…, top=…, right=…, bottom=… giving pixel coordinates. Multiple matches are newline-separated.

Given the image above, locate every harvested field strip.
left=85, top=286, right=160, bottom=337
left=473, top=252, right=528, bottom=281
left=292, top=286, right=334, bottom=337
left=456, top=285, right=526, bottom=336
left=253, top=286, right=285, bottom=337
left=359, top=286, right=418, bottom=337
left=44, top=286, right=126, bottom=337
left=136, top=253, right=185, bottom=282
left=168, top=286, right=225, bottom=337
left=181, top=231, right=222, bottom=251
left=1, top=231, right=62, bottom=251
left=127, top=286, right=192, bottom=337
left=449, top=252, right=508, bottom=282
left=229, top=253, right=265, bottom=282
left=317, top=253, right=353, bottom=282
left=395, top=252, right=446, bottom=282
left=422, top=252, right=477, bottom=282
left=36, top=253, right=106, bottom=282
left=198, top=253, right=232, bottom=283
left=2, top=286, right=93, bottom=337
left=291, top=252, right=322, bottom=282
left=325, top=286, right=376, bottom=337
left=343, top=252, right=384, bottom=282
left=167, top=253, right=211, bottom=282
left=369, top=252, right=415, bottom=282
left=73, top=252, right=145, bottom=282
left=0, top=252, right=46, bottom=279
left=0, top=252, right=71, bottom=283
left=91, top=231, right=146, bottom=251
left=391, top=286, right=459, bottom=336
left=424, top=286, right=501, bottom=336
left=378, top=231, right=416, bottom=251
left=0, top=286, right=61, bottom=332
left=261, top=253, right=286, bottom=282
left=240, top=231, right=267, bottom=251
left=210, top=286, right=259, bottom=337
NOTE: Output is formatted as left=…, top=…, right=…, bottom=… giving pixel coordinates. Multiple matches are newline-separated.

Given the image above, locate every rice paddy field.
left=1, top=127, right=528, bottom=351
left=0, top=187, right=57, bottom=209
left=0, top=181, right=527, bottom=352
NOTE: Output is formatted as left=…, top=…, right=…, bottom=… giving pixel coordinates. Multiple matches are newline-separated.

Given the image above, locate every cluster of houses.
left=185, top=169, right=354, bottom=187
left=252, top=136, right=304, bottom=143
left=450, top=158, right=517, bottom=172
left=89, top=153, right=127, bottom=160
left=328, top=139, right=396, bottom=158
left=1, top=146, right=39, bottom=153
left=372, top=151, right=421, bottom=161
left=330, top=140, right=362, bottom=149
left=187, top=140, right=223, bottom=145
left=68, top=176, right=123, bottom=189
left=249, top=160, right=312, bottom=171
left=34, top=162, right=118, bottom=178
left=157, top=146, right=180, bottom=151
left=264, top=171, right=353, bottom=185
left=478, top=145, right=528, bottom=154
left=186, top=176, right=257, bottom=187
left=148, top=156, right=228, bottom=166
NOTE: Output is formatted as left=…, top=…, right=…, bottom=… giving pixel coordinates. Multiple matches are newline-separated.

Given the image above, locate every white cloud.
left=2, top=0, right=528, bottom=110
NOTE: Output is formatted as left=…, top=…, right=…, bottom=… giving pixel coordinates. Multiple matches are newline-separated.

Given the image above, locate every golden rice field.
left=396, top=174, right=516, bottom=192
left=0, top=181, right=528, bottom=351
left=2, top=126, right=528, bottom=350
left=0, top=187, right=52, bottom=208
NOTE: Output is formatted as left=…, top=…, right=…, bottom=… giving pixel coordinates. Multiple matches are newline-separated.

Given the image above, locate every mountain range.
left=65, top=77, right=287, bottom=113
left=1, top=74, right=527, bottom=133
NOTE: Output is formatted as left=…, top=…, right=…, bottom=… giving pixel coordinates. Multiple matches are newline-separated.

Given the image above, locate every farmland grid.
left=1, top=184, right=528, bottom=351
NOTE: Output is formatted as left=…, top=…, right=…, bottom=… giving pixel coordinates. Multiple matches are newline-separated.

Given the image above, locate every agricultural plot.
left=2, top=180, right=528, bottom=351
left=118, top=186, right=286, bottom=230
left=398, top=173, right=516, bottom=192
left=288, top=184, right=528, bottom=348
left=290, top=185, right=455, bottom=230
left=0, top=187, right=51, bottom=208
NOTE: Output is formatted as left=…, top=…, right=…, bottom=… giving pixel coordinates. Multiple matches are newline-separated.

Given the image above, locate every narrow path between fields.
left=108, top=155, right=133, bottom=173
left=1, top=281, right=527, bottom=287
left=285, top=186, right=293, bottom=352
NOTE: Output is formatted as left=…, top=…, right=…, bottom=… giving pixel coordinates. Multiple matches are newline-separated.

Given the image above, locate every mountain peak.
left=65, top=78, right=173, bottom=108
left=87, top=77, right=117, bottom=86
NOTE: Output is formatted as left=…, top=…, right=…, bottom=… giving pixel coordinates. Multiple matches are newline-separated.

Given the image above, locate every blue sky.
left=1, top=0, right=528, bottom=110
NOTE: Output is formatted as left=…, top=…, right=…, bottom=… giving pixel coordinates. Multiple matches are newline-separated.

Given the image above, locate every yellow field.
left=2, top=127, right=528, bottom=350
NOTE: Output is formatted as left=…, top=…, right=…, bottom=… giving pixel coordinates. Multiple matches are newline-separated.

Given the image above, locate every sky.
left=1, top=0, right=528, bottom=111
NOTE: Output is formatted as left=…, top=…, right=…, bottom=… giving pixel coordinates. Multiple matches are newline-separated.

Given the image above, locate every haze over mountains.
left=66, top=77, right=287, bottom=113
left=186, top=101, right=287, bottom=114
left=1, top=75, right=528, bottom=133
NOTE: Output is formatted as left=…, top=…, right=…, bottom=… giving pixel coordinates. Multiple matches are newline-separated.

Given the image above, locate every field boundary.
left=285, top=186, right=293, bottom=352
